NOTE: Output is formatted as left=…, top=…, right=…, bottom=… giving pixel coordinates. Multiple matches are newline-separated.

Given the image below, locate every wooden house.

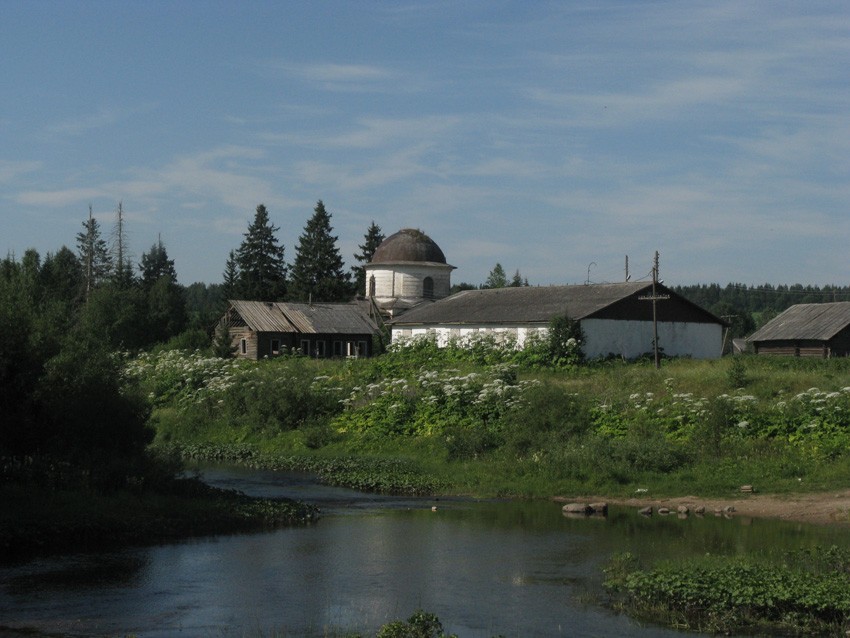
left=747, top=302, right=850, bottom=357
left=389, top=282, right=725, bottom=360
left=221, top=300, right=381, bottom=360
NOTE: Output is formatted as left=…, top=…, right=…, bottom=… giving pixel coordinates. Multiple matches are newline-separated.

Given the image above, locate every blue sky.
left=2, top=1, right=849, bottom=288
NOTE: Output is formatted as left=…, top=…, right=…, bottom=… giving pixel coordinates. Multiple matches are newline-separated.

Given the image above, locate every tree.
left=110, top=201, right=135, bottom=288
left=510, top=269, right=530, bottom=287
left=76, top=206, right=112, bottom=297
left=235, top=204, right=287, bottom=301
left=483, top=263, right=508, bottom=289
left=289, top=200, right=353, bottom=302
left=138, top=238, right=187, bottom=344
left=352, top=221, right=385, bottom=295
left=139, top=237, right=177, bottom=289
left=221, top=249, right=239, bottom=303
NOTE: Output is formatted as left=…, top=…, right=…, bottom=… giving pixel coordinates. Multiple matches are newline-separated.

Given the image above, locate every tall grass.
left=134, top=348, right=850, bottom=498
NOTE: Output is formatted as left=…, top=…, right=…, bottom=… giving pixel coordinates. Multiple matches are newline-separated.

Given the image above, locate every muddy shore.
left=556, top=490, right=850, bottom=525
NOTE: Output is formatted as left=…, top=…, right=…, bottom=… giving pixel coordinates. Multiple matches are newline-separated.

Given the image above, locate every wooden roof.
left=748, top=302, right=850, bottom=342
left=390, top=282, right=722, bottom=326
left=228, top=300, right=380, bottom=335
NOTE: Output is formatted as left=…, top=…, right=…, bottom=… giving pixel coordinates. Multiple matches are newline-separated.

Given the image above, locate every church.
left=367, top=229, right=725, bottom=360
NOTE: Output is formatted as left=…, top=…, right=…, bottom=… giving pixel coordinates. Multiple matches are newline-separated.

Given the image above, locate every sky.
left=2, top=1, right=849, bottom=289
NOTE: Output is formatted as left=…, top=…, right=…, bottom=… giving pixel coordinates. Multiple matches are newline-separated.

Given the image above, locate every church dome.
left=370, top=228, right=447, bottom=264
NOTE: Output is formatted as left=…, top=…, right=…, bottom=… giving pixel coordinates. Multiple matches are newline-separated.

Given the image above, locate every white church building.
left=366, top=229, right=725, bottom=360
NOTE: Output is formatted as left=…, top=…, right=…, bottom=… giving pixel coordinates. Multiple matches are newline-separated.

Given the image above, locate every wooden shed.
left=389, top=282, right=725, bottom=360
left=747, top=302, right=850, bottom=357
left=221, top=300, right=381, bottom=360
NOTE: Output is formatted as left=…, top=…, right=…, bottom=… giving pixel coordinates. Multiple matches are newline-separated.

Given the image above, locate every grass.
left=141, top=352, right=850, bottom=501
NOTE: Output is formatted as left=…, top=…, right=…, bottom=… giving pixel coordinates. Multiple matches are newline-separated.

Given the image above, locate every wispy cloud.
left=44, top=104, right=155, bottom=137
left=263, top=60, right=403, bottom=92
left=0, top=160, right=41, bottom=184
left=16, top=187, right=106, bottom=207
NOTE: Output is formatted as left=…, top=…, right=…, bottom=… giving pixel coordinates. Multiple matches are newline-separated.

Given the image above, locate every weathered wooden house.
left=389, top=282, right=725, bottom=360
left=747, top=302, right=850, bottom=357
left=221, top=300, right=381, bottom=360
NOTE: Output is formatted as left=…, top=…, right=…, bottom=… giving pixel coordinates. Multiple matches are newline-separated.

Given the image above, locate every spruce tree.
left=235, top=204, right=287, bottom=301
left=221, top=249, right=239, bottom=303
left=289, top=200, right=353, bottom=302
left=510, top=269, right=525, bottom=287
left=138, top=237, right=186, bottom=343
left=139, top=237, right=177, bottom=289
left=76, top=206, right=112, bottom=297
left=352, top=221, right=385, bottom=295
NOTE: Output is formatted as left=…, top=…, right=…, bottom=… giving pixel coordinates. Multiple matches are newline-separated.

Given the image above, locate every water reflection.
left=2, top=468, right=850, bottom=637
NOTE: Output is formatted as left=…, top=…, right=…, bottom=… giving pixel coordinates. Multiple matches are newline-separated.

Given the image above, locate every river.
left=2, top=466, right=849, bottom=637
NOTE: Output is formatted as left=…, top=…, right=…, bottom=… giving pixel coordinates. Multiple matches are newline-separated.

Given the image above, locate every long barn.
left=389, top=282, right=725, bottom=360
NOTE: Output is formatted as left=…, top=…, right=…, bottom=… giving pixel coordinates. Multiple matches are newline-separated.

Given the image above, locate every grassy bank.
left=134, top=344, right=850, bottom=500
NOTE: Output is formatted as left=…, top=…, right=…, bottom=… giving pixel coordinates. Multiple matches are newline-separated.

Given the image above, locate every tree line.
left=674, top=282, right=850, bottom=341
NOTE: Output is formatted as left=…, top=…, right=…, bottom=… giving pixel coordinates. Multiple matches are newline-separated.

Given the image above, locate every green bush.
left=605, top=548, right=850, bottom=635
left=376, top=610, right=456, bottom=638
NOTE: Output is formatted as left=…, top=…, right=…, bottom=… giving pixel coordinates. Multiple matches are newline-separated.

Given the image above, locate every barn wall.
left=392, top=319, right=722, bottom=360
left=392, top=324, right=547, bottom=348
left=581, top=319, right=722, bottom=360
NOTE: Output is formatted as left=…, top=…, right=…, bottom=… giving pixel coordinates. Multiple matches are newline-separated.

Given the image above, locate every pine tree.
left=289, top=200, right=353, bottom=302
left=510, top=269, right=524, bottom=287
left=484, top=263, right=508, bottom=289
left=235, top=204, right=287, bottom=301
left=76, top=205, right=112, bottom=297
left=352, top=221, right=385, bottom=295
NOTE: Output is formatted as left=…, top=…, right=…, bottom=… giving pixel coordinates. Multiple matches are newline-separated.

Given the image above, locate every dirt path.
left=556, top=490, right=850, bottom=525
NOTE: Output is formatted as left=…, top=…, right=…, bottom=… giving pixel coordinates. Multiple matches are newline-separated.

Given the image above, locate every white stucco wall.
left=366, top=264, right=452, bottom=302
left=392, top=319, right=723, bottom=360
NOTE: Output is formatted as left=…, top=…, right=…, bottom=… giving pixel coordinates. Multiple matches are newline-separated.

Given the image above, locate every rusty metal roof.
left=748, top=302, right=850, bottom=342
left=229, top=300, right=379, bottom=335
left=389, top=282, right=691, bottom=325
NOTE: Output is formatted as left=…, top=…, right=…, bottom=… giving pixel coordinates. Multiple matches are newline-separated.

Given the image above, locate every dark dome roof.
left=370, top=228, right=446, bottom=264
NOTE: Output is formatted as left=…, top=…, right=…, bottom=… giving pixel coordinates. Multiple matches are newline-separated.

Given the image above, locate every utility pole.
left=639, top=251, right=669, bottom=369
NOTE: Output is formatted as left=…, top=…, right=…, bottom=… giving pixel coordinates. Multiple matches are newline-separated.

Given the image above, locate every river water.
left=3, top=466, right=850, bottom=637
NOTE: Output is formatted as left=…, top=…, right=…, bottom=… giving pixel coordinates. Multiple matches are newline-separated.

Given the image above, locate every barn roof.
left=747, top=302, right=850, bottom=342
left=390, top=282, right=718, bottom=325
left=279, top=302, right=380, bottom=334
left=228, top=300, right=380, bottom=335
left=229, top=300, right=294, bottom=332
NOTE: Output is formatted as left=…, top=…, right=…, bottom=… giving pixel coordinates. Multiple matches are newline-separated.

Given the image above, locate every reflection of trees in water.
left=7, top=552, right=149, bottom=594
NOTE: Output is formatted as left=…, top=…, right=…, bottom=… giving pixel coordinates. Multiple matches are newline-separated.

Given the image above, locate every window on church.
left=369, top=275, right=376, bottom=297
left=423, top=276, right=434, bottom=299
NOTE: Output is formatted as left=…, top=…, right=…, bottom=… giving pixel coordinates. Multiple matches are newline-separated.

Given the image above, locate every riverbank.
left=0, top=478, right=318, bottom=563
left=558, top=489, right=850, bottom=526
